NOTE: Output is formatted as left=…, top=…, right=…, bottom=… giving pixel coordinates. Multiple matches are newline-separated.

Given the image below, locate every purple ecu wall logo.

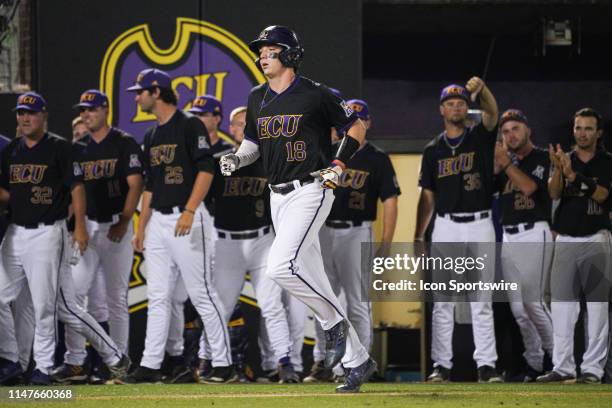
left=100, top=17, right=265, bottom=145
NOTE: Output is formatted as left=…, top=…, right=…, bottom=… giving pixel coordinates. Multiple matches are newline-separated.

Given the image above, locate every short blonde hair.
left=229, top=106, right=247, bottom=123
left=72, top=116, right=84, bottom=129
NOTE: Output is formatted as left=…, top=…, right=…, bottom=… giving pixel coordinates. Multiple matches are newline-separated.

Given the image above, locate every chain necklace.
left=259, top=74, right=297, bottom=113
left=443, top=130, right=466, bottom=156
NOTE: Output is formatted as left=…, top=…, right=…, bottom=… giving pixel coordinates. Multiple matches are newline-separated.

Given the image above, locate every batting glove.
left=220, top=153, right=240, bottom=176
left=311, top=166, right=342, bottom=190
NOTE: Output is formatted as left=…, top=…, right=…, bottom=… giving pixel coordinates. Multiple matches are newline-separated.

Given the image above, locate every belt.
left=15, top=220, right=59, bottom=230
left=87, top=214, right=118, bottom=223
left=269, top=177, right=315, bottom=195
left=217, top=226, right=270, bottom=240
left=504, top=222, right=535, bottom=235
left=155, top=206, right=185, bottom=215
left=439, top=211, right=490, bottom=223
left=325, top=220, right=367, bottom=229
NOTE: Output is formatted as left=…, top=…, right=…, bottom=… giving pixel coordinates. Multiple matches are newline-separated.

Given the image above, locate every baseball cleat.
left=122, top=365, right=162, bottom=384
left=335, top=358, right=377, bottom=393
left=108, top=354, right=131, bottom=384
left=30, top=369, right=52, bottom=386
left=278, top=361, right=300, bottom=384
left=0, top=360, right=23, bottom=385
left=195, top=358, right=212, bottom=383
left=536, top=371, right=575, bottom=383
left=303, top=360, right=333, bottom=383
left=577, top=372, right=601, bottom=384
left=51, top=363, right=88, bottom=384
left=324, top=320, right=348, bottom=369
left=427, top=366, right=450, bottom=382
left=478, top=365, right=503, bottom=383
left=201, top=366, right=238, bottom=384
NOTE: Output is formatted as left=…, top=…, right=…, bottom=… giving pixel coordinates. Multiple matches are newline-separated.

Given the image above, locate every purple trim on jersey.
left=289, top=188, right=346, bottom=319
left=259, top=76, right=301, bottom=111
left=336, top=116, right=358, bottom=134
left=244, top=131, right=260, bottom=145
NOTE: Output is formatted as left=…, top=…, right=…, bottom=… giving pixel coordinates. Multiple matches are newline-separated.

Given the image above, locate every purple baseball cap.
left=440, top=84, right=470, bottom=104
left=74, top=89, right=109, bottom=109
left=347, top=99, right=370, bottom=120
left=126, top=68, right=172, bottom=92
left=14, top=92, right=47, bottom=112
left=188, top=95, right=223, bottom=117
left=500, top=109, right=529, bottom=127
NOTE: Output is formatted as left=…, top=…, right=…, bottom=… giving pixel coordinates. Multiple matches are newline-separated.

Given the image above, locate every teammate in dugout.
left=537, top=108, right=612, bottom=384
left=0, top=92, right=130, bottom=385
left=126, top=69, right=234, bottom=384
left=494, top=109, right=554, bottom=381
left=220, top=25, right=376, bottom=393
left=305, top=99, right=401, bottom=383
left=51, top=90, right=144, bottom=383
left=414, top=80, right=503, bottom=383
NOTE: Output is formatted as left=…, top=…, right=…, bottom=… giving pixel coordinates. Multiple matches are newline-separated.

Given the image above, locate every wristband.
left=183, top=208, right=195, bottom=215
left=572, top=172, right=597, bottom=196
left=334, top=134, right=360, bottom=166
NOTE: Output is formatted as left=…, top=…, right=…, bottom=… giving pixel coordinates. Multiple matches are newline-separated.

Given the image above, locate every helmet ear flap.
left=279, top=47, right=304, bottom=68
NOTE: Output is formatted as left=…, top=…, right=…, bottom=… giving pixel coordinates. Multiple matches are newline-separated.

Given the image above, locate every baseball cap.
left=14, top=92, right=47, bottom=112
left=188, top=95, right=223, bottom=117
left=126, top=68, right=172, bottom=92
left=440, top=84, right=470, bottom=104
left=500, top=109, right=529, bottom=128
left=73, top=89, right=109, bottom=109
left=347, top=99, right=370, bottom=120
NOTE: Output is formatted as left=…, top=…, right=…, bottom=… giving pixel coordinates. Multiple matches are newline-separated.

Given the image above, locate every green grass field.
left=2, top=383, right=612, bottom=408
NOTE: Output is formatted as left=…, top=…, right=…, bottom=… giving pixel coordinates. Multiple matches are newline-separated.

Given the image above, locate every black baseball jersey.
left=553, top=149, right=612, bottom=236
left=496, top=147, right=551, bottom=226
left=143, top=110, right=214, bottom=210
left=244, top=76, right=358, bottom=185
left=204, top=138, right=234, bottom=216
left=419, top=122, right=497, bottom=213
left=0, top=133, right=82, bottom=226
left=210, top=150, right=271, bottom=231
left=328, top=142, right=401, bottom=222
left=73, top=128, right=144, bottom=221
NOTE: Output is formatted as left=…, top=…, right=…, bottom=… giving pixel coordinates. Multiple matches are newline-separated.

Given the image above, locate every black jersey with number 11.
left=244, top=76, right=358, bottom=185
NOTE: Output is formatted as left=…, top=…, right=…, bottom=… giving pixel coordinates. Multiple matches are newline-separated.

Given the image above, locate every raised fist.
left=310, top=166, right=342, bottom=190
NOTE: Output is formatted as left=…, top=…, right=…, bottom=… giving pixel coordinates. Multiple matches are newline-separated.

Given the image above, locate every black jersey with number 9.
left=244, top=76, right=358, bottom=185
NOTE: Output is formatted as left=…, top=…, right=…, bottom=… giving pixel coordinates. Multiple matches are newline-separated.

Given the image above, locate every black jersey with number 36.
left=73, top=128, right=144, bottom=221
left=0, top=133, right=82, bottom=225
left=244, top=76, right=358, bottom=185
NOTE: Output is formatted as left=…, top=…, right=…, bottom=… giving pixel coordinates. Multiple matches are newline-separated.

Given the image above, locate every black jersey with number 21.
left=244, top=76, right=358, bottom=185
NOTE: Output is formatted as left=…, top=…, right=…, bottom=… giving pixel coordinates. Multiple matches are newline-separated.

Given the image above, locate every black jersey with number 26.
left=0, top=133, right=82, bottom=225
left=74, top=128, right=144, bottom=221
left=244, top=76, right=358, bottom=185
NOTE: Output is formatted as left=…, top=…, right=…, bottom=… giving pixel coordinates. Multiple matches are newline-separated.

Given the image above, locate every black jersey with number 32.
left=419, top=123, right=497, bottom=213
left=244, top=76, right=358, bottom=185
left=74, top=128, right=144, bottom=221
left=0, top=133, right=82, bottom=225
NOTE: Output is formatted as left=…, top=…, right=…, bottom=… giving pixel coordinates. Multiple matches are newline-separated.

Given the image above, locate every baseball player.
left=53, top=90, right=143, bottom=383
left=305, top=99, right=401, bottom=383
left=414, top=80, right=503, bottom=383
left=220, top=25, right=376, bottom=393
left=0, top=92, right=130, bottom=385
left=537, top=108, right=612, bottom=384
left=494, top=109, right=554, bottom=381
left=208, top=103, right=298, bottom=383
left=72, top=116, right=88, bottom=142
left=126, top=68, right=234, bottom=384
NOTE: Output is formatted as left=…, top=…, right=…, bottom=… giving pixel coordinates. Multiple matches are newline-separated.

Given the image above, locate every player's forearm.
left=478, top=86, right=499, bottom=131
left=504, top=165, right=537, bottom=197
left=70, top=183, right=87, bottom=229
left=138, top=191, right=153, bottom=232
left=333, top=121, right=367, bottom=170
left=0, top=187, right=9, bottom=208
left=381, top=196, right=398, bottom=244
left=235, top=139, right=260, bottom=168
left=567, top=172, right=610, bottom=204
left=120, top=175, right=144, bottom=224
left=185, top=171, right=213, bottom=211
left=548, top=168, right=564, bottom=200
left=414, top=189, right=435, bottom=239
